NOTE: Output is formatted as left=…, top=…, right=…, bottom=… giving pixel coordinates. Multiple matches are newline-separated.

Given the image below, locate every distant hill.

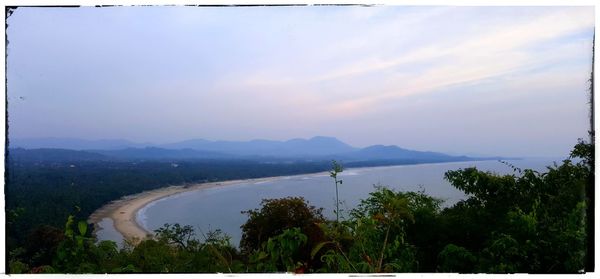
left=92, top=147, right=233, bottom=160
left=10, top=137, right=149, bottom=150
left=8, top=148, right=110, bottom=162
left=160, top=136, right=358, bottom=157
left=339, top=145, right=468, bottom=161
left=8, top=136, right=502, bottom=163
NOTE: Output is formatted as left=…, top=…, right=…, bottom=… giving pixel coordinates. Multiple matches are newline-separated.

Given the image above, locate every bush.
left=240, top=197, right=326, bottom=261
left=437, top=244, right=477, bottom=273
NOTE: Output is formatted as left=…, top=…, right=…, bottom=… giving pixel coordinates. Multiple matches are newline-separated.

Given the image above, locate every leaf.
left=78, top=221, right=88, bottom=236
left=57, top=249, right=66, bottom=260
left=258, top=251, right=268, bottom=261
left=64, top=215, right=75, bottom=237
left=76, top=236, right=84, bottom=247
left=311, top=241, right=334, bottom=259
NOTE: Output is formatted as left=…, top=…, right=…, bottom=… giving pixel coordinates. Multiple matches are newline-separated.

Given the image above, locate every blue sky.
left=6, top=6, right=595, bottom=157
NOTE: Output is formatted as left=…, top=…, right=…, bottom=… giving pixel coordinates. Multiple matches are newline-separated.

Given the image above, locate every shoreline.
left=88, top=160, right=493, bottom=243
left=87, top=173, right=329, bottom=243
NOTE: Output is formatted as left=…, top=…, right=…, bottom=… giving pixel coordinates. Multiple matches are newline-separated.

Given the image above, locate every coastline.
left=88, top=160, right=491, bottom=244
left=87, top=174, right=324, bottom=243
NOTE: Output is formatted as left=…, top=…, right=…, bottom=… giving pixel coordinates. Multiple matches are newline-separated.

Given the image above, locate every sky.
left=6, top=6, right=595, bottom=157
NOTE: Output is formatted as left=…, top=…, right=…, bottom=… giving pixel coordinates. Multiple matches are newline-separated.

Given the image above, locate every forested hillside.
left=5, top=144, right=487, bottom=254
left=5, top=140, right=592, bottom=273
left=5, top=157, right=333, bottom=250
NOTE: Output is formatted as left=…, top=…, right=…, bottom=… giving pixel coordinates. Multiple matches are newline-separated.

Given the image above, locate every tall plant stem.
left=335, top=180, right=340, bottom=224
left=377, top=225, right=391, bottom=273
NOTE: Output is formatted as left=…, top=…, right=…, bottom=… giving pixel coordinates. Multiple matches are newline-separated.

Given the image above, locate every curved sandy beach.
left=87, top=175, right=323, bottom=243
left=87, top=161, right=479, bottom=243
left=87, top=162, right=468, bottom=243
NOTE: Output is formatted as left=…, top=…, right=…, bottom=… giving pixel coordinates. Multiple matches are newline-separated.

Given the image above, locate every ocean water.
left=95, top=218, right=125, bottom=247
left=96, top=158, right=560, bottom=246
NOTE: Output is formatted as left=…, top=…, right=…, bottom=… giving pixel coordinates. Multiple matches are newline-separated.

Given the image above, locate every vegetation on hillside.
left=4, top=159, right=333, bottom=251
left=5, top=139, right=592, bottom=273
left=4, top=153, right=482, bottom=254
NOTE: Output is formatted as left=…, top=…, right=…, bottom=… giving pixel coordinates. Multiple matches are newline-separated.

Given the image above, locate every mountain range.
left=9, top=136, right=505, bottom=163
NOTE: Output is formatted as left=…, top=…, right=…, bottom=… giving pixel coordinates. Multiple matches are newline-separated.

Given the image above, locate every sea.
left=95, top=158, right=562, bottom=247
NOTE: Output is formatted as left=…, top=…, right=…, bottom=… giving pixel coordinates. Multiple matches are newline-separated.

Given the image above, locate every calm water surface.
left=97, top=158, right=559, bottom=246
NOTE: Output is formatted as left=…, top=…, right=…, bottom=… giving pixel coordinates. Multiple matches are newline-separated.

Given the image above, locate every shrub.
left=240, top=196, right=326, bottom=269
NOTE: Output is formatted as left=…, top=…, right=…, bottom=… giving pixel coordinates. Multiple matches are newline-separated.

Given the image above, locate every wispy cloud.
left=229, top=7, right=593, bottom=119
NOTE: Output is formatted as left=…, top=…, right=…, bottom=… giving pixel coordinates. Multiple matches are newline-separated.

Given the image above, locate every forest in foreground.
left=5, top=139, right=593, bottom=273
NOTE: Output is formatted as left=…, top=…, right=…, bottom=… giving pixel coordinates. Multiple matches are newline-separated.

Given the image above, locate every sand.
left=87, top=175, right=322, bottom=244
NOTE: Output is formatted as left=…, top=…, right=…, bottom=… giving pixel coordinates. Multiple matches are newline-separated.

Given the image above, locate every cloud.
left=224, top=7, right=594, bottom=120
left=319, top=7, right=594, bottom=113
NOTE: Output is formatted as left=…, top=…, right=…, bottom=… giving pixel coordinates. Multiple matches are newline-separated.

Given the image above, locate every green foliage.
left=53, top=213, right=98, bottom=273
left=481, top=233, right=525, bottom=273
left=20, top=225, right=65, bottom=269
left=440, top=141, right=591, bottom=273
left=154, top=223, right=198, bottom=250
left=30, top=265, right=57, bottom=273
left=5, top=158, right=337, bottom=252
left=318, top=249, right=352, bottom=272
left=78, top=221, right=88, bottom=236
left=127, top=239, right=177, bottom=272
left=437, top=244, right=477, bottom=273
left=311, top=187, right=434, bottom=272
left=345, top=187, right=422, bottom=272
left=248, top=228, right=308, bottom=272
left=5, top=141, right=591, bottom=273
left=194, top=229, right=240, bottom=273
left=240, top=197, right=325, bottom=255
left=41, top=213, right=129, bottom=273
left=8, top=260, right=29, bottom=274
left=131, top=225, right=240, bottom=273
left=571, top=138, right=594, bottom=168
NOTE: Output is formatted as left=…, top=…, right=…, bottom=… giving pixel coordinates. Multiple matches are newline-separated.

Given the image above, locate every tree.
left=247, top=228, right=308, bottom=272
left=24, top=225, right=65, bottom=268
left=441, top=142, right=591, bottom=273
left=154, top=223, right=198, bottom=250
left=240, top=197, right=326, bottom=261
left=437, top=244, right=476, bottom=273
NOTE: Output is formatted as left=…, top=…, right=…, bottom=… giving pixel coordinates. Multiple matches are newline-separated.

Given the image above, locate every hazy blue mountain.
left=284, top=136, right=358, bottom=155
left=10, top=137, right=149, bottom=150
left=160, top=136, right=357, bottom=157
left=161, top=139, right=282, bottom=155
left=340, top=145, right=465, bottom=161
left=92, top=147, right=233, bottom=160
left=8, top=148, right=110, bottom=162
left=8, top=137, right=498, bottom=163
left=158, top=138, right=213, bottom=150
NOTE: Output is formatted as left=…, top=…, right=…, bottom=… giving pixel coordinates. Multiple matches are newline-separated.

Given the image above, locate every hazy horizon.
left=5, top=134, right=574, bottom=159
left=6, top=6, right=594, bottom=158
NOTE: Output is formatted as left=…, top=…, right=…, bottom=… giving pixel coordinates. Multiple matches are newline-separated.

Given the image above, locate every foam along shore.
left=87, top=174, right=323, bottom=244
